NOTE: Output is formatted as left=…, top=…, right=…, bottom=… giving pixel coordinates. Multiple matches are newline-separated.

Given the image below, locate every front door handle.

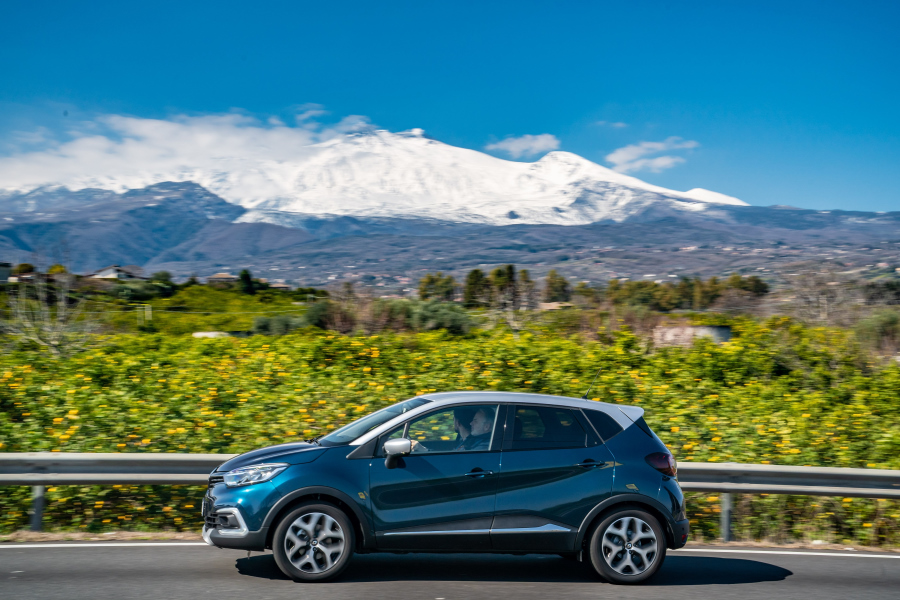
left=465, top=469, right=494, bottom=478
left=576, top=460, right=605, bottom=469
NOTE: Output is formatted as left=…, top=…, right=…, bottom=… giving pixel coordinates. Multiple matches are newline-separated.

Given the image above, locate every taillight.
left=645, top=452, right=677, bottom=477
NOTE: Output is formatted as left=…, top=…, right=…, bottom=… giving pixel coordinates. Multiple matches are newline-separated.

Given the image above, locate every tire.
left=587, top=508, right=666, bottom=584
left=272, top=502, right=355, bottom=582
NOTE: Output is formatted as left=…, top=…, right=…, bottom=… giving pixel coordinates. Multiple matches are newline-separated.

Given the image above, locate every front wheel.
left=588, top=509, right=666, bottom=584
left=272, top=502, right=355, bottom=582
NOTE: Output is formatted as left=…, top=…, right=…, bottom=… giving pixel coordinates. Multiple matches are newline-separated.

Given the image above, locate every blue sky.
left=1, top=0, right=898, bottom=210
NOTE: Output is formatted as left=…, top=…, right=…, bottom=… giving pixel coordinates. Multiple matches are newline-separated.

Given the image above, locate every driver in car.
left=411, top=406, right=495, bottom=453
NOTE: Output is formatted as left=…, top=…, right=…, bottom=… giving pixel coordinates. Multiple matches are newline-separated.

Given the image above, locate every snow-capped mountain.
left=0, top=128, right=746, bottom=225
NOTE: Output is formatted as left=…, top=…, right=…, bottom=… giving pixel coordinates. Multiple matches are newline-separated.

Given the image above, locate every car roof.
left=349, top=390, right=644, bottom=446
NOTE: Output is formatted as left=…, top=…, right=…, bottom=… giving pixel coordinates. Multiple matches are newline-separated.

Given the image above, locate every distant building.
left=653, top=325, right=732, bottom=348
left=269, top=282, right=292, bottom=291
left=538, top=302, right=574, bottom=311
left=207, top=273, right=239, bottom=284
left=0, top=262, right=12, bottom=282
left=88, top=265, right=147, bottom=280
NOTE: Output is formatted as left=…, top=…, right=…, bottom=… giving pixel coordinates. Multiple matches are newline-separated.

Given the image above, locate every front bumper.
left=203, top=505, right=268, bottom=551
left=202, top=475, right=280, bottom=551
left=203, top=524, right=269, bottom=551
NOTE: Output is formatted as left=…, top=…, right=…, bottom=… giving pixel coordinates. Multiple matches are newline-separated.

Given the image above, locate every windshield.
left=318, top=397, right=431, bottom=446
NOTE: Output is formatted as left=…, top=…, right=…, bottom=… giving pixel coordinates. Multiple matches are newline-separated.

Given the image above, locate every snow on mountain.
left=0, top=128, right=746, bottom=225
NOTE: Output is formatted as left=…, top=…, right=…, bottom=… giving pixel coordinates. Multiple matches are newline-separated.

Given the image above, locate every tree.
left=151, top=271, right=172, bottom=283
left=480, top=264, right=537, bottom=336
left=418, top=272, right=457, bottom=301
left=463, top=269, right=489, bottom=307
left=517, top=269, right=538, bottom=311
left=789, top=271, right=860, bottom=326
left=239, top=269, right=255, bottom=295
left=744, top=275, right=770, bottom=296
left=543, top=269, right=571, bottom=302
left=412, top=300, right=472, bottom=334
left=1, top=273, right=95, bottom=358
left=573, top=282, right=598, bottom=306
left=12, top=263, right=35, bottom=275
left=47, top=264, right=68, bottom=275
left=725, top=272, right=769, bottom=296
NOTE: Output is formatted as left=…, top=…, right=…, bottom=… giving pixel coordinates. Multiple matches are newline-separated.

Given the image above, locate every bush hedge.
left=1, top=317, right=898, bottom=543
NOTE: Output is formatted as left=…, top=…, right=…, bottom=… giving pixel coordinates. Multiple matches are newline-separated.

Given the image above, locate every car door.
left=369, top=403, right=505, bottom=551
left=491, top=404, right=615, bottom=552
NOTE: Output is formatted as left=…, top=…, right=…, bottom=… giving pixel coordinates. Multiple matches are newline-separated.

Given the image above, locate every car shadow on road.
left=236, top=553, right=792, bottom=586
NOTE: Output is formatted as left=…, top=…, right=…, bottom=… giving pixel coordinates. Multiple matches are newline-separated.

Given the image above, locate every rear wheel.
left=272, top=502, right=355, bottom=582
left=588, top=508, right=666, bottom=584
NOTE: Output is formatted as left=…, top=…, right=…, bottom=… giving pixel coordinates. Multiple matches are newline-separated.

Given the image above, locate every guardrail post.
left=30, top=485, right=45, bottom=531
left=720, top=492, right=732, bottom=542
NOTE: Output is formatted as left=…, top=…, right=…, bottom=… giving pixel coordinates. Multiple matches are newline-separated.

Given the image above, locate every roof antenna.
left=581, top=367, right=603, bottom=399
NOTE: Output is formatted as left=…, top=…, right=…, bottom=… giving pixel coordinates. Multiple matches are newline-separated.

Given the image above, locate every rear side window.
left=584, top=409, right=624, bottom=442
left=510, top=405, right=589, bottom=450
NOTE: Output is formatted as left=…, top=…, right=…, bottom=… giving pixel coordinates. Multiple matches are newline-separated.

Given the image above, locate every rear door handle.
left=465, top=469, right=494, bottom=478
left=576, top=460, right=605, bottom=469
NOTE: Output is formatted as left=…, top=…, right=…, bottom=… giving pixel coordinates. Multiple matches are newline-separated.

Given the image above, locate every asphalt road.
left=2, top=543, right=899, bottom=600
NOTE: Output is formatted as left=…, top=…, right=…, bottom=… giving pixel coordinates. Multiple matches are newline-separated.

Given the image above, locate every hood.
left=215, top=441, right=327, bottom=472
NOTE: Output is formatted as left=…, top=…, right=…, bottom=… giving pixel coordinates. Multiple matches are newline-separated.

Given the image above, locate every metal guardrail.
left=2, top=453, right=899, bottom=536
left=0, top=452, right=234, bottom=485
left=676, top=462, right=900, bottom=541
left=677, top=462, right=900, bottom=499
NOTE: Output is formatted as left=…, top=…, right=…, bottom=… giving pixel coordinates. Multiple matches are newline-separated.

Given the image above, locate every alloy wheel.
left=284, top=511, right=346, bottom=574
left=600, top=516, right=658, bottom=575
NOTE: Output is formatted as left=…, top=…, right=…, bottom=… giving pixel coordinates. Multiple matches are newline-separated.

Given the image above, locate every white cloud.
left=605, top=137, right=699, bottom=173
left=484, top=133, right=560, bottom=158
left=596, top=120, right=628, bottom=128
left=294, top=103, right=328, bottom=124
left=0, top=111, right=377, bottom=193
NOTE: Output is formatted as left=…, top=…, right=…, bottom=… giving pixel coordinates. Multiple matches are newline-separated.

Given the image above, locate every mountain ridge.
left=1, top=181, right=898, bottom=284
left=0, top=129, right=747, bottom=226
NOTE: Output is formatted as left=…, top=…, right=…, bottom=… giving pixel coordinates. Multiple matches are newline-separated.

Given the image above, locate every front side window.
left=510, top=405, right=590, bottom=450
left=382, top=404, right=501, bottom=454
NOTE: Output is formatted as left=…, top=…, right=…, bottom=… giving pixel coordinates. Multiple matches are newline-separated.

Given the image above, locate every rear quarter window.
left=584, top=409, right=624, bottom=442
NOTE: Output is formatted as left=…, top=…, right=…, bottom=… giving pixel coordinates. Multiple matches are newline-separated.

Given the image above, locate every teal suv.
left=202, top=391, right=688, bottom=584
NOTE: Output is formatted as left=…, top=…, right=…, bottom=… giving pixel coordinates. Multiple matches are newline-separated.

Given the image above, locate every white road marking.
left=0, top=543, right=208, bottom=549
left=1, top=543, right=897, bottom=560
left=675, top=548, right=900, bottom=559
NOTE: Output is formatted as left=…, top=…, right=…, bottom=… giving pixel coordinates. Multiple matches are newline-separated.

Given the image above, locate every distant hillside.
left=1, top=182, right=899, bottom=286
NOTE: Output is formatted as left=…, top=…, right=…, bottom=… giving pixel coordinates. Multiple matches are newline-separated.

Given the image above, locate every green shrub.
left=0, top=317, right=898, bottom=542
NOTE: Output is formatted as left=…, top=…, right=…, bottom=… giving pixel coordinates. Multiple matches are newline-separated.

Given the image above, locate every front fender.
left=262, top=485, right=374, bottom=549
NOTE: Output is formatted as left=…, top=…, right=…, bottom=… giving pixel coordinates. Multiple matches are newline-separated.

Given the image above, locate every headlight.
left=223, top=463, right=288, bottom=487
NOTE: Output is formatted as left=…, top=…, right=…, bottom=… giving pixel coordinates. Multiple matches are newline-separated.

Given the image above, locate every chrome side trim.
left=214, top=507, right=249, bottom=537
left=382, top=524, right=572, bottom=536
left=201, top=526, right=214, bottom=546
left=383, top=529, right=489, bottom=536
left=490, top=524, right=572, bottom=534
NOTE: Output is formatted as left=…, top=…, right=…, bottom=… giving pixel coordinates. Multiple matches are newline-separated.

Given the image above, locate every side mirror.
left=383, top=438, right=412, bottom=469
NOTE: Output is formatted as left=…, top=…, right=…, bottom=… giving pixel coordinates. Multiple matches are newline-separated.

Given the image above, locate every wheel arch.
left=263, top=486, right=374, bottom=551
left=575, top=494, right=676, bottom=550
